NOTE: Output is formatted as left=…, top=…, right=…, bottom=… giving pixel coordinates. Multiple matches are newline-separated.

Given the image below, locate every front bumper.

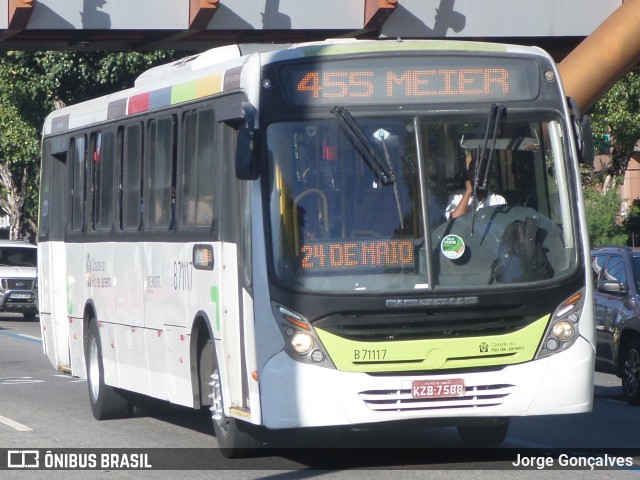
left=0, top=290, right=38, bottom=313
left=259, top=336, right=594, bottom=429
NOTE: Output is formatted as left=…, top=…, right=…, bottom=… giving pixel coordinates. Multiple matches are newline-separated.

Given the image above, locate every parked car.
left=0, top=240, right=38, bottom=321
left=592, top=245, right=640, bottom=404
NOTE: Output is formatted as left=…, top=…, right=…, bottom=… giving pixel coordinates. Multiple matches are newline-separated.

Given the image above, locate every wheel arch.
left=82, top=299, right=98, bottom=354
left=190, top=310, right=215, bottom=409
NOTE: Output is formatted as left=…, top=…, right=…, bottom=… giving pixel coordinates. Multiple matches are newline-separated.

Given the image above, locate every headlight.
left=536, top=289, right=584, bottom=359
left=291, top=332, right=314, bottom=354
left=552, top=320, right=574, bottom=342
left=272, top=303, right=335, bottom=368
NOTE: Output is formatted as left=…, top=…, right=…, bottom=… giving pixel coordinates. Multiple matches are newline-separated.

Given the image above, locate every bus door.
left=39, top=137, right=71, bottom=373
left=201, top=119, right=247, bottom=415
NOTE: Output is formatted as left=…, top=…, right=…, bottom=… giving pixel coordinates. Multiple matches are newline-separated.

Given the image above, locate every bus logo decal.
left=386, top=297, right=478, bottom=308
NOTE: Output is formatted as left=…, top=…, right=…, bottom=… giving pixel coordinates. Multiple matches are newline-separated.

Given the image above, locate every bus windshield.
left=267, top=110, right=577, bottom=293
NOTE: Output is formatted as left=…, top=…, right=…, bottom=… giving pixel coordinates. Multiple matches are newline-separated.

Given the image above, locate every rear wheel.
left=457, top=418, right=509, bottom=447
left=200, top=338, right=261, bottom=458
left=622, top=339, right=640, bottom=405
left=86, top=319, right=129, bottom=420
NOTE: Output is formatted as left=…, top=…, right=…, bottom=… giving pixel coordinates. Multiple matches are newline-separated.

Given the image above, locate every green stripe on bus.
left=210, top=286, right=220, bottom=331
left=316, top=315, right=549, bottom=373
left=170, top=74, right=223, bottom=106
left=171, top=80, right=198, bottom=104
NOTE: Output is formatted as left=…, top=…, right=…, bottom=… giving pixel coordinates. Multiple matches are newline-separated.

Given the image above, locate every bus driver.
left=445, top=155, right=506, bottom=219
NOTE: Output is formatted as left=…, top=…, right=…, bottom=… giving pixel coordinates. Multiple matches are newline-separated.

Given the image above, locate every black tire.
left=457, top=418, right=510, bottom=447
left=200, top=338, right=261, bottom=458
left=622, top=339, right=640, bottom=405
left=85, top=319, right=130, bottom=420
left=23, top=312, right=37, bottom=322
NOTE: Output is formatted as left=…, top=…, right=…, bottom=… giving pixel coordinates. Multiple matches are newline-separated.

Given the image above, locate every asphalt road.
left=1, top=314, right=639, bottom=479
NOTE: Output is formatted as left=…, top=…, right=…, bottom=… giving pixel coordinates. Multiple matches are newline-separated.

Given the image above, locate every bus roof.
left=42, top=39, right=551, bottom=136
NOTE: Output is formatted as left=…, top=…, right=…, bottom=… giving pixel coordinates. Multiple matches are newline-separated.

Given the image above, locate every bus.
left=38, top=39, right=595, bottom=455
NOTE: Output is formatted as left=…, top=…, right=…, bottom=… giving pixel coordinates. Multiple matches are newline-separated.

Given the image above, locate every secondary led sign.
left=298, top=238, right=415, bottom=273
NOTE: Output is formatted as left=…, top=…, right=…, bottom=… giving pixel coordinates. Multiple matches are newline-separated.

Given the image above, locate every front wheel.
left=201, top=338, right=261, bottom=458
left=86, top=320, right=130, bottom=420
left=457, top=418, right=509, bottom=447
left=622, top=339, right=640, bottom=405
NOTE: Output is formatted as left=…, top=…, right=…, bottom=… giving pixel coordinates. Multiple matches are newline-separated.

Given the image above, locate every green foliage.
left=0, top=50, right=188, bottom=236
left=592, top=134, right=611, bottom=155
left=0, top=96, right=39, bottom=165
left=590, top=67, right=640, bottom=152
left=623, top=199, right=640, bottom=247
left=583, top=186, right=628, bottom=246
left=589, top=67, right=640, bottom=177
left=0, top=50, right=185, bottom=130
left=583, top=66, right=640, bottom=247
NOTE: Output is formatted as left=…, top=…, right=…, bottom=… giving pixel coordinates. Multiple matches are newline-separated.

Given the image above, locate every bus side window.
left=181, top=109, right=215, bottom=228
left=121, top=123, right=143, bottom=231
left=147, top=116, right=177, bottom=230
left=91, top=130, right=117, bottom=232
left=70, top=135, right=87, bottom=233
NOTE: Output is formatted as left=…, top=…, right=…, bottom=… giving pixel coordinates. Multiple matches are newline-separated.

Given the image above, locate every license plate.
left=11, top=293, right=31, bottom=299
left=412, top=378, right=465, bottom=399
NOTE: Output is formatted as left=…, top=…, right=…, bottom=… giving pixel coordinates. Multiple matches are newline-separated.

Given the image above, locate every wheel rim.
left=88, top=336, right=100, bottom=401
left=210, top=370, right=230, bottom=434
left=624, top=348, right=640, bottom=397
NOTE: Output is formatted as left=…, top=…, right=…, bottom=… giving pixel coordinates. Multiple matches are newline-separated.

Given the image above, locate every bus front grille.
left=359, top=383, right=514, bottom=412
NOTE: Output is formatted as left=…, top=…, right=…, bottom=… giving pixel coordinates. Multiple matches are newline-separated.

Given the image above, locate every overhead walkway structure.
left=0, top=0, right=623, bottom=59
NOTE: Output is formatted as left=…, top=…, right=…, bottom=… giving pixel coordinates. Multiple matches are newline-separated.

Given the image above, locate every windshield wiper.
left=477, top=103, right=505, bottom=191
left=471, top=103, right=505, bottom=234
left=330, top=106, right=395, bottom=185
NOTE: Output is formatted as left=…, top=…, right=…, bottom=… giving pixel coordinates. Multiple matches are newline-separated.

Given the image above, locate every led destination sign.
left=299, top=238, right=415, bottom=273
left=281, top=56, right=540, bottom=106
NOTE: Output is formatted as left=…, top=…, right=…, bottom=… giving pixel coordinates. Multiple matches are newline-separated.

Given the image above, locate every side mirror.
left=236, top=127, right=260, bottom=180
left=567, top=97, right=594, bottom=166
left=598, top=280, right=627, bottom=295
left=235, top=102, right=260, bottom=180
left=579, top=115, right=595, bottom=166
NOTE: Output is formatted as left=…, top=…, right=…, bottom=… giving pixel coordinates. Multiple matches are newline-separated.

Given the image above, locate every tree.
left=583, top=182, right=628, bottom=246
left=0, top=50, right=185, bottom=129
left=0, top=95, right=39, bottom=239
left=624, top=198, right=640, bottom=247
left=584, top=67, right=640, bottom=246
left=0, top=50, right=186, bottom=239
left=590, top=67, right=640, bottom=182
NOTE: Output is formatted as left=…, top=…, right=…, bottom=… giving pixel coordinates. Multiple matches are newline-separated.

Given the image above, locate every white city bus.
left=38, top=39, right=595, bottom=455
